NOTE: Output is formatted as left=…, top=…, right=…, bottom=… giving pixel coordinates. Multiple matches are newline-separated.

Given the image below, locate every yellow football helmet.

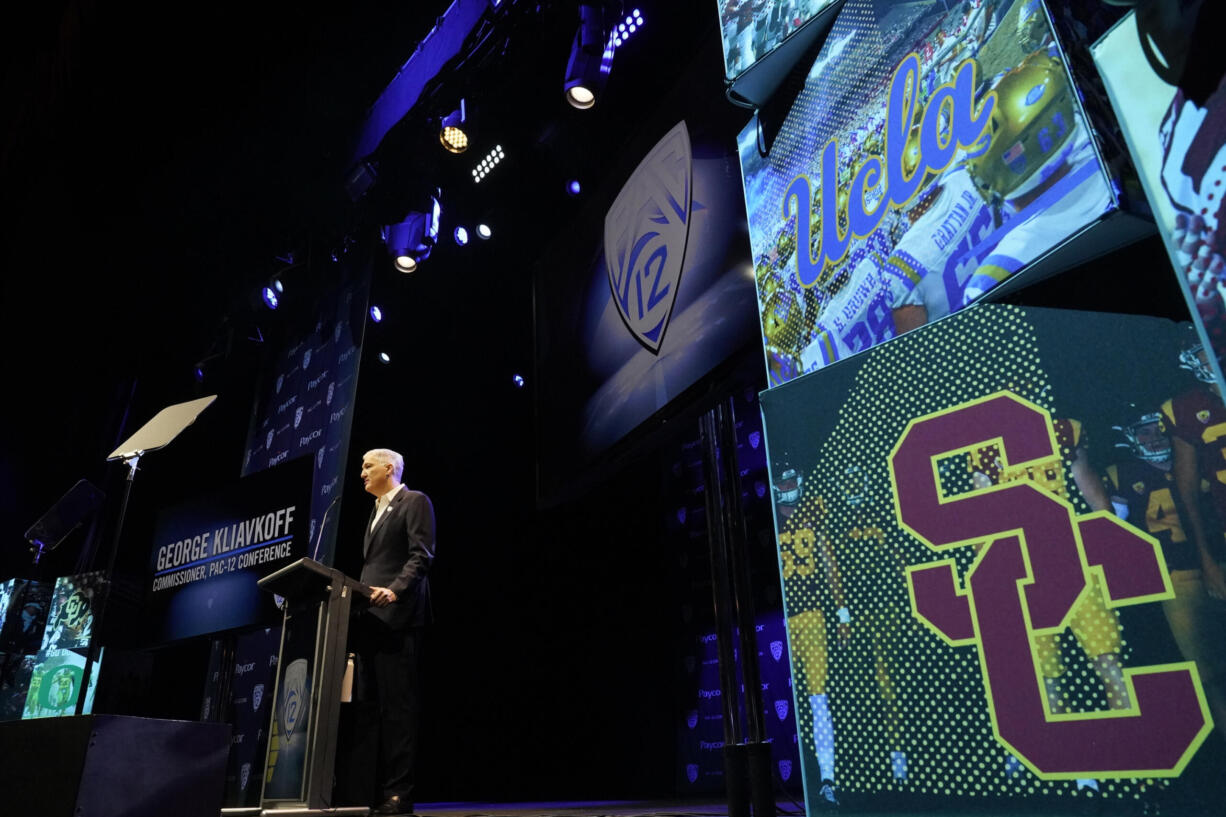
left=966, top=51, right=1077, bottom=201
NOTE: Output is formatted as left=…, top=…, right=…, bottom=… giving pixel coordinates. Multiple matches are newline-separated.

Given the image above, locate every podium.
left=255, top=558, right=370, bottom=816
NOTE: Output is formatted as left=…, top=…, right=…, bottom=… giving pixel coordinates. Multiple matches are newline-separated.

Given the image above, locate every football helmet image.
left=1015, top=0, right=1052, bottom=53
left=771, top=460, right=804, bottom=516
left=1178, top=340, right=1217, bottom=385
left=762, top=285, right=808, bottom=351
left=966, top=50, right=1077, bottom=202
left=1112, top=404, right=1173, bottom=465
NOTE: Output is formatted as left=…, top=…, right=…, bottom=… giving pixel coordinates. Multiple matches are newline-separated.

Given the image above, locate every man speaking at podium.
left=353, top=448, right=435, bottom=816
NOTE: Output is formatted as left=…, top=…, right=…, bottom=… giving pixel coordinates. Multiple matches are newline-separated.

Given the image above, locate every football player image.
left=839, top=464, right=911, bottom=782
left=1160, top=341, right=1226, bottom=601
left=1105, top=403, right=1226, bottom=739
left=968, top=415, right=1132, bottom=730
left=886, top=46, right=1113, bottom=330
left=773, top=461, right=850, bottom=808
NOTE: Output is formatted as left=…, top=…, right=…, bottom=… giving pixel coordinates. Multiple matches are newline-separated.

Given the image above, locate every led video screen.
left=1093, top=11, right=1226, bottom=396
left=718, top=0, right=841, bottom=80
left=761, top=303, right=1224, bottom=813
left=741, top=0, right=1116, bottom=386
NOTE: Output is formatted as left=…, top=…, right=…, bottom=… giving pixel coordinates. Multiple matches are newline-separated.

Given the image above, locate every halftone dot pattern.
left=776, top=303, right=1143, bottom=801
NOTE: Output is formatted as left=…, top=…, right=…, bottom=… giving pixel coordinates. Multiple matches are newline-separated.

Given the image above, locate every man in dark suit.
left=354, top=448, right=435, bottom=816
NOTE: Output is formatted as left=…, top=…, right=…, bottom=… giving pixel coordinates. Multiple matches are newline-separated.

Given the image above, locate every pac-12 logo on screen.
left=252, top=683, right=264, bottom=712
left=604, top=120, right=693, bottom=354
left=266, top=430, right=275, bottom=451
left=294, top=406, right=304, bottom=429
left=281, top=658, right=309, bottom=744
left=890, top=392, right=1211, bottom=780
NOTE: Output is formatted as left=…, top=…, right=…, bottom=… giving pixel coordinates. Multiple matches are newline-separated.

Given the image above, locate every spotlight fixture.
left=261, top=286, right=279, bottom=310
left=379, top=352, right=391, bottom=364
left=439, top=100, right=469, bottom=153
left=567, top=179, right=581, bottom=196
left=564, top=4, right=608, bottom=109
left=472, top=144, right=505, bottom=184
left=383, top=193, right=441, bottom=273
left=610, top=9, right=645, bottom=48
left=454, top=226, right=469, bottom=246
left=476, top=223, right=492, bottom=240
left=512, top=374, right=525, bottom=388
left=370, top=305, right=383, bottom=323
left=272, top=278, right=284, bottom=294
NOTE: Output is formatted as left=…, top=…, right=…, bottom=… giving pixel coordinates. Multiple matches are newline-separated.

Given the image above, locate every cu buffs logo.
left=604, top=120, right=693, bottom=354
left=280, top=658, right=309, bottom=744
left=252, top=683, right=264, bottom=712
left=294, top=406, right=303, bottom=429
left=891, top=392, right=1211, bottom=779
left=62, top=590, right=91, bottom=636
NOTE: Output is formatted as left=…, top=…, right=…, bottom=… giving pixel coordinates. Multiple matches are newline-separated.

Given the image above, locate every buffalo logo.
left=686, top=710, right=698, bottom=729
left=769, top=640, right=784, bottom=662
left=316, top=448, right=326, bottom=469
left=774, top=699, right=789, bottom=720
left=303, top=349, right=312, bottom=370
left=275, top=374, right=284, bottom=394
left=1197, top=410, right=1211, bottom=424
left=281, top=658, right=309, bottom=744
left=326, top=382, right=335, bottom=406
left=686, top=764, right=699, bottom=784
left=749, top=431, right=761, bottom=450
left=240, top=762, right=251, bottom=790
left=676, top=507, right=687, bottom=525
left=778, top=759, right=792, bottom=782
left=252, top=683, right=264, bottom=712
left=62, top=590, right=91, bottom=636
left=604, top=120, right=693, bottom=353
left=294, top=406, right=303, bottom=429
left=266, top=430, right=274, bottom=451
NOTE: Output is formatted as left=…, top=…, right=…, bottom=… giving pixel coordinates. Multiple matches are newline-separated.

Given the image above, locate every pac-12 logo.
left=890, top=392, right=1211, bottom=779
left=280, top=658, right=309, bottom=744
left=604, top=120, right=693, bottom=354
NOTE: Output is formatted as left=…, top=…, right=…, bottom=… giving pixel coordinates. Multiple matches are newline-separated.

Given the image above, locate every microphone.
left=311, top=495, right=343, bottom=562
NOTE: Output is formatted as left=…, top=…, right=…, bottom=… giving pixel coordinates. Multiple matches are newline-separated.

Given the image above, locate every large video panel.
left=761, top=303, right=1224, bottom=813
left=718, top=0, right=841, bottom=80
left=741, top=0, right=1116, bottom=385
left=1093, top=11, right=1226, bottom=396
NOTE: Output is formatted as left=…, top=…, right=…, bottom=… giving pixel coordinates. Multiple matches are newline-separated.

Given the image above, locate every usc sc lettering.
left=889, top=392, right=1211, bottom=779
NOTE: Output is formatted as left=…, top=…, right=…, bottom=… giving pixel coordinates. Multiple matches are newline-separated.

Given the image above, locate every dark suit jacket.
left=361, top=486, right=435, bottom=630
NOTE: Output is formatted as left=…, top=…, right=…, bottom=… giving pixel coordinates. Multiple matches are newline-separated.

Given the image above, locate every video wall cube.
left=761, top=303, right=1225, bottom=813
left=741, top=0, right=1123, bottom=386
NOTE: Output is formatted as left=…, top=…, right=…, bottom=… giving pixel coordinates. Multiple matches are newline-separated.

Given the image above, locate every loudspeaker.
left=0, top=715, right=230, bottom=817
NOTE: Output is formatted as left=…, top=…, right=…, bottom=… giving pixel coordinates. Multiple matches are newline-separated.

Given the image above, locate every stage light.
left=194, top=366, right=205, bottom=383
left=564, top=4, right=608, bottom=109
left=383, top=194, right=441, bottom=272
left=454, top=226, right=469, bottom=245
left=379, top=352, right=391, bottom=364
left=370, top=305, right=383, bottom=323
left=261, top=286, right=279, bottom=310
left=567, top=179, right=581, bottom=196
left=472, top=145, right=505, bottom=184
left=273, top=278, right=284, bottom=294
left=476, top=223, right=492, bottom=240
left=439, top=100, right=468, bottom=153
left=512, top=374, right=525, bottom=388
left=611, top=11, right=645, bottom=48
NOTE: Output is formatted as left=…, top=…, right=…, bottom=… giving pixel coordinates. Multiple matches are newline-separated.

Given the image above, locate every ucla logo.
left=778, top=759, right=792, bottom=782
left=686, top=710, right=698, bottom=729
left=686, top=764, right=699, bottom=784
left=281, top=658, right=309, bottom=744
left=294, top=406, right=303, bottom=429
left=769, top=640, right=783, bottom=662
left=240, top=762, right=251, bottom=790
left=604, top=121, right=693, bottom=353
left=785, top=55, right=995, bottom=286
left=252, top=683, right=264, bottom=712
left=774, top=699, right=789, bottom=720
left=275, top=374, right=284, bottom=394
left=266, top=430, right=274, bottom=451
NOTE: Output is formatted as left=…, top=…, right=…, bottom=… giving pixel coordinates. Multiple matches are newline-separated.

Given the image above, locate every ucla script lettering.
left=784, top=55, right=995, bottom=287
